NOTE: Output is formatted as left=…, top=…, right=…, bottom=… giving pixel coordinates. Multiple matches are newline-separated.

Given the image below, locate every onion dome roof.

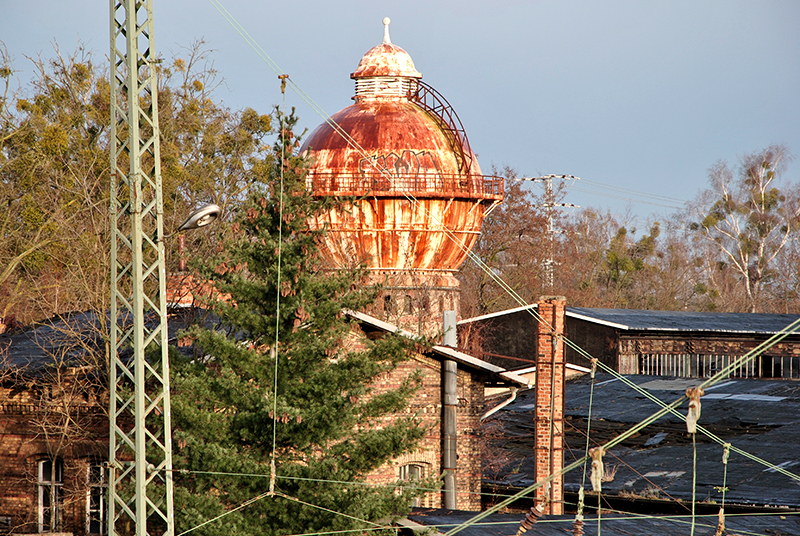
left=350, top=17, right=422, bottom=80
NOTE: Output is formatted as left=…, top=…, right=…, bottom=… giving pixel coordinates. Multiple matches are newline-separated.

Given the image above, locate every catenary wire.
left=268, top=74, right=288, bottom=496
left=194, top=2, right=800, bottom=533
left=443, top=317, right=800, bottom=536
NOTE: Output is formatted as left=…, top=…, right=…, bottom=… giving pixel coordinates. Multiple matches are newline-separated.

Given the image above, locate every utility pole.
left=519, top=175, right=579, bottom=289
left=108, top=1, right=174, bottom=535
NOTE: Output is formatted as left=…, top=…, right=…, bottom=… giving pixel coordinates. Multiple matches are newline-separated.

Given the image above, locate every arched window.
left=400, top=463, right=424, bottom=481
left=400, top=463, right=426, bottom=507
left=404, top=295, right=413, bottom=314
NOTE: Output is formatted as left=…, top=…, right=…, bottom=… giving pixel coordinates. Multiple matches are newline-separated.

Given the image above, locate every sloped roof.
left=568, top=307, right=800, bottom=334
left=346, top=310, right=531, bottom=387
left=0, top=309, right=198, bottom=374
left=490, top=373, right=800, bottom=508
left=460, top=305, right=800, bottom=336
left=406, top=509, right=800, bottom=536
left=0, top=310, right=107, bottom=372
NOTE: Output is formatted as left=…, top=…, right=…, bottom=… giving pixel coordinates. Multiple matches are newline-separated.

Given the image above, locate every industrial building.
left=459, top=304, right=800, bottom=379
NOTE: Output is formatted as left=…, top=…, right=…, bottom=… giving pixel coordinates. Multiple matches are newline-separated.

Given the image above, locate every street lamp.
left=176, top=204, right=221, bottom=233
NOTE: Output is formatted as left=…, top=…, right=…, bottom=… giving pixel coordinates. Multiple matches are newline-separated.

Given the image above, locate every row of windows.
left=638, top=354, right=800, bottom=379
left=35, top=459, right=428, bottom=531
left=36, top=458, right=106, bottom=534
left=383, top=294, right=455, bottom=315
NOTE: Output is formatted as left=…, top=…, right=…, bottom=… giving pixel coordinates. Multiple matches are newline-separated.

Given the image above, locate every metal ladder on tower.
left=408, top=80, right=474, bottom=177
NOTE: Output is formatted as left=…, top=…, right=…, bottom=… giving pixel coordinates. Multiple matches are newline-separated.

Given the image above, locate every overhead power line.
left=580, top=178, right=687, bottom=204
left=195, top=4, right=800, bottom=536
left=514, top=175, right=580, bottom=288
left=572, top=178, right=687, bottom=210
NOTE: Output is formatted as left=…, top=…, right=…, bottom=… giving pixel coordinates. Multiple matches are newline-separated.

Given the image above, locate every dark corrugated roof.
left=567, top=308, right=800, bottom=334
left=0, top=309, right=201, bottom=374
left=490, top=374, right=800, bottom=508
left=0, top=310, right=108, bottom=371
left=407, top=510, right=800, bottom=536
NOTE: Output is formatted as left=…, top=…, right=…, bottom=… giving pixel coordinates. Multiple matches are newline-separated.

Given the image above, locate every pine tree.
left=171, top=110, right=428, bottom=535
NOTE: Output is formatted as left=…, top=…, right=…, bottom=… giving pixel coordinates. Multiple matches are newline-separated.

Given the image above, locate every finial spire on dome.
left=382, top=17, right=391, bottom=44
left=351, top=18, right=421, bottom=81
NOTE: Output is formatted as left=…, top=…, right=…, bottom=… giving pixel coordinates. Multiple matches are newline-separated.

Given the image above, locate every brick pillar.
left=534, top=296, right=566, bottom=515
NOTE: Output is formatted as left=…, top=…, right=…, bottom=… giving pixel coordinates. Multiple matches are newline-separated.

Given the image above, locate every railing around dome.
left=307, top=172, right=503, bottom=200
left=408, top=80, right=474, bottom=177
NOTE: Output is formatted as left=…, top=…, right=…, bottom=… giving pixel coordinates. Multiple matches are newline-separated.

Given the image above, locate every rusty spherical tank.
left=302, top=19, right=502, bottom=277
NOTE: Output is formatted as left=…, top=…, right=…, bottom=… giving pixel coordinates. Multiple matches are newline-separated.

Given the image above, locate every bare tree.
left=459, top=167, right=551, bottom=317
left=689, top=145, right=800, bottom=312
left=0, top=41, right=271, bottom=325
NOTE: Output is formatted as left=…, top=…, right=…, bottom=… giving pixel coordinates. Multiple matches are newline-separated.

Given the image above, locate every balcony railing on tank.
left=407, top=80, right=474, bottom=177
left=307, top=172, right=503, bottom=200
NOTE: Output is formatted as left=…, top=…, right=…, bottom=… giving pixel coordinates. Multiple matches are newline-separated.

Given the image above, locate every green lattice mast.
left=108, top=1, right=174, bottom=534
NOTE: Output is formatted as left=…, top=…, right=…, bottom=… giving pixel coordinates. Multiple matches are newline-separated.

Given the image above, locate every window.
left=400, top=463, right=423, bottom=481
left=87, top=463, right=107, bottom=534
left=38, top=458, right=63, bottom=533
left=404, top=295, right=413, bottom=314
left=400, top=463, right=425, bottom=507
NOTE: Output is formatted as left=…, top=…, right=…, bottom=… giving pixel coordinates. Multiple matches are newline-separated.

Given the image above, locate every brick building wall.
left=1, top=310, right=491, bottom=534
left=0, top=379, right=107, bottom=535
left=363, top=352, right=485, bottom=511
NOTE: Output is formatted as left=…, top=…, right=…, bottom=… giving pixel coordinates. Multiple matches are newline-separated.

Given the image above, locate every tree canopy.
left=170, top=111, right=427, bottom=535
left=689, top=144, right=800, bottom=312
left=3, top=43, right=797, bottom=324
left=0, top=42, right=270, bottom=325
left=458, top=146, right=799, bottom=315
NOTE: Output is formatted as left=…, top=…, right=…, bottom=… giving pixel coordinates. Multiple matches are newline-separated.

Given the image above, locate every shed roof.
left=568, top=307, right=800, bottom=334
left=490, top=374, right=800, bottom=508
left=460, top=305, right=800, bottom=336
left=406, top=509, right=800, bottom=536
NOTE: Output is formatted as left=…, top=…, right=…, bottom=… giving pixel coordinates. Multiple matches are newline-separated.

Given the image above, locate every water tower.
left=302, top=19, right=502, bottom=335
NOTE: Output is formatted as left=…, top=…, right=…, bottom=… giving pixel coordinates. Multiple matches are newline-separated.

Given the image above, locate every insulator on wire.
left=589, top=447, right=605, bottom=492
left=515, top=505, right=543, bottom=536
left=715, top=506, right=725, bottom=536
left=572, top=517, right=585, bottom=536
left=685, top=387, right=705, bottom=434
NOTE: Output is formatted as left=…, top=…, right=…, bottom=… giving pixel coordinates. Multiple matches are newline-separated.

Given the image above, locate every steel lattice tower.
left=108, top=1, right=174, bottom=534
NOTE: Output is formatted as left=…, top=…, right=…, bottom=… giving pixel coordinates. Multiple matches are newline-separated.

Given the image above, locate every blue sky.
left=2, top=0, right=798, bottom=229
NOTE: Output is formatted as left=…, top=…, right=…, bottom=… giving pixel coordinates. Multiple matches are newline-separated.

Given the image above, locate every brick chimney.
left=534, top=296, right=566, bottom=514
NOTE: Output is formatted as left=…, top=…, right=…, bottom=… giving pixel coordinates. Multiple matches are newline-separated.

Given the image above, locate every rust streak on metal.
left=300, top=23, right=503, bottom=278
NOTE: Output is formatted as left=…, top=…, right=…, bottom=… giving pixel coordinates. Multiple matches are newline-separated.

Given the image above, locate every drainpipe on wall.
left=481, top=386, right=518, bottom=421
left=442, top=310, right=458, bottom=510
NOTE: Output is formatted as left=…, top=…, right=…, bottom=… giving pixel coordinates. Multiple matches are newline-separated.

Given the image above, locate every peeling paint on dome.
left=301, top=19, right=502, bottom=275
